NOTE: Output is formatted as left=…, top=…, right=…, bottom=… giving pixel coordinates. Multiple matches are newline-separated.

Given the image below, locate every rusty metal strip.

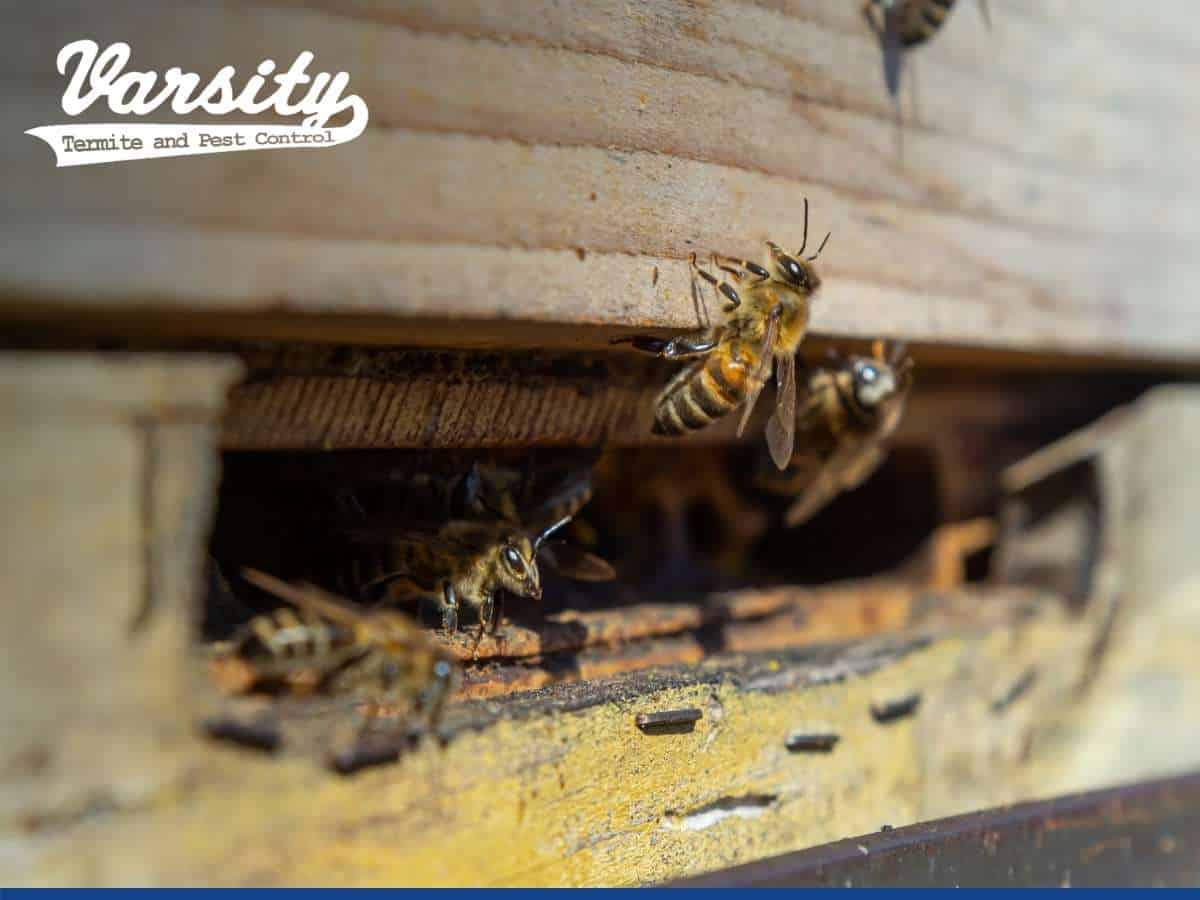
left=437, top=587, right=799, bottom=662
left=440, top=580, right=1039, bottom=664
left=440, top=579, right=948, bottom=662
left=455, top=634, right=706, bottom=700
left=443, top=584, right=1046, bottom=703
left=671, top=772, right=1200, bottom=887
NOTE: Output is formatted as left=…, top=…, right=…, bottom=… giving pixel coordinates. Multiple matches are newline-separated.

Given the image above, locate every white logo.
left=26, top=40, right=369, bottom=167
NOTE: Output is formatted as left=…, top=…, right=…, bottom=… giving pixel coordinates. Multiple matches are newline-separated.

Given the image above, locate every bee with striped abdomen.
left=614, top=201, right=830, bottom=471
left=759, top=340, right=913, bottom=526
left=209, top=570, right=456, bottom=730
left=863, top=0, right=990, bottom=97
left=865, top=0, right=959, bottom=48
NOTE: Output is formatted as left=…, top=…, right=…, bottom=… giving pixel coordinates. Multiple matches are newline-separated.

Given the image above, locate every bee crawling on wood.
left=209, top=569, right=457, bottom=732
left=759, top=340, right=913, bottom=527
left=340, top=465, right=615, bottom=639
left=614, top=200, right=831, bottom=471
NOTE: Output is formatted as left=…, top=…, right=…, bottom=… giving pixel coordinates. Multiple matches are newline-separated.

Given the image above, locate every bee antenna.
left=533, top=516, right=572, bottom=552
left=798, top=197, right=810, bottom=256
left=806, top=231, right=831, bottom=262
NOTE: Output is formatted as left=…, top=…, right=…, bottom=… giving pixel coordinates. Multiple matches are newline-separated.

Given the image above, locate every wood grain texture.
left=2, top=1, right=1199, bottom=360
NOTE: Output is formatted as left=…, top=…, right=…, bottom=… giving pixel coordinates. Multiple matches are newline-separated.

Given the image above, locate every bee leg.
left=691, top=252, right=741, bottom=311
left=714, top=253, right=770, bottom=285
left=441, top=583, right=459, bottom=634
left=421, top=660, right=454, bottom=733
left=610, top=333, right=717, bottom=359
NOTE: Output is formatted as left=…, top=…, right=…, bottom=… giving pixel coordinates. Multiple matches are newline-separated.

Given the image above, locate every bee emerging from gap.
left=759, top=340, right=914, bottom=527
left=335, top=463, right=614, bottom=642
left=614, top=199, right=831, bottom=471
left=209, top=569, right=457, bottom=749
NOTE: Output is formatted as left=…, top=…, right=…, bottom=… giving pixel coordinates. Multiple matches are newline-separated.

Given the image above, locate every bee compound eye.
left=503, top=546, right=522, bottom=568
left=780, top=256, right=805, bottom=285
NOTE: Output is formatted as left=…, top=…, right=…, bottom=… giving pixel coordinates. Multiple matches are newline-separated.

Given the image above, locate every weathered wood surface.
left=218, top=345, right=1152, bottom=452
left=2, top=2, right=1200, bottom=359
left=0, top=355, right=240, bottom=855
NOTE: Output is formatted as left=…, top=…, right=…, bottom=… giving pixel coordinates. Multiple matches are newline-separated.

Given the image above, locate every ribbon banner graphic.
left=26, top=120, right=367, bottom=167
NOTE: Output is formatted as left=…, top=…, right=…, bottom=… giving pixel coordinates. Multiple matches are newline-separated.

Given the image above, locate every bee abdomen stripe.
left=695, top=365, right=738, bottom=413
left=683, top=376, right=729, bottom=423
left=922, top=6, right=948, bottom=26
left=653, top=399, right=689, bottom=435
left=676, top=391, right=714, bottom=429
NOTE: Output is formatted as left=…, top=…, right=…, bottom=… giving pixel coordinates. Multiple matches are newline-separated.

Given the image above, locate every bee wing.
left=539, top=541, right=617, bottom=582
left=765, top=352, right=797, bottom=470
left=882, top=7, right=904, bottom=97
left=783, top=461, right=842, bottom=528
left=838, top=442, right=889, bottom=492
left=783, top=442, right=889, bottom=528
left=242, top=568, right=367, bottom=628
left=526, top=468, right=594, bottom=531
left=736, top=310, right=781, bottom=438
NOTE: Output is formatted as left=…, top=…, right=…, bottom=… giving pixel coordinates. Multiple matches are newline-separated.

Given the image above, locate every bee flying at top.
left=864, top=0, right=991, bottom=97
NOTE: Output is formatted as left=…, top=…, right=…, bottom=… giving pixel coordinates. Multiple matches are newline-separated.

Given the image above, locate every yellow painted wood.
left=13, top=585, right=1200, bottom=886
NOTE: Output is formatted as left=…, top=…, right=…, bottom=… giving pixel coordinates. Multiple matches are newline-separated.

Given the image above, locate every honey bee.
left=341, top=466, right=613, bottom=636
left=864, top=0, right=990, bottom=96
left=211, top=569, right=456, bottom=731
left=760, top=340, right=913, bottom=526
left=614, top=200, right=830, bottom=470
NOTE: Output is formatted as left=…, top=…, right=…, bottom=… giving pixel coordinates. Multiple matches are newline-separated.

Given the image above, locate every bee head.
left=766, top=200, right=830, bottom=292
left=850, top=358, right=900, bottom=409
left=769, top=247, right=821, bottom=293
left=495, top=533, right=541, bottom=601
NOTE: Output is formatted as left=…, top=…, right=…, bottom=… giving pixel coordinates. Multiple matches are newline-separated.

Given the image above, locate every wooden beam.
left=2, top=1, right=1199, bottom=361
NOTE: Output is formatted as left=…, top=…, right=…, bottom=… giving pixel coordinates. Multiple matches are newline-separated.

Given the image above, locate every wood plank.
left=0, top=355, right=239, bottom=841
left=244, top=0, right=1199, bottom=175
left=2, top=0, right=1199, bottom=361
left=4, top=227, right=1197, bottom=359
